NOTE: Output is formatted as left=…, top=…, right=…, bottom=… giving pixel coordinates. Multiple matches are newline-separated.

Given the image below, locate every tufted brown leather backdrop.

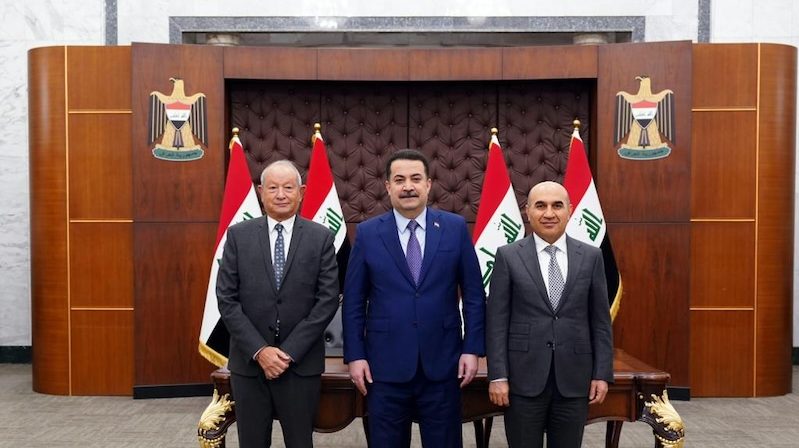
left=230, top=80, right=591, bottom=224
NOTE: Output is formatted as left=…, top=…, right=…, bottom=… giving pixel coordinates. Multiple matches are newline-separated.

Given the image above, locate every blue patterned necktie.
left=274, top=223, right=285, bottom=289
left=544, top=245, right=564, bottom=310
left=406, top=220, right=422, bottom=285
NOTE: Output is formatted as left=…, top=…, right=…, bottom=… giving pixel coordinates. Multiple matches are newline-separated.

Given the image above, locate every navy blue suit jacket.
left=342, top=208, right=486, bottom=383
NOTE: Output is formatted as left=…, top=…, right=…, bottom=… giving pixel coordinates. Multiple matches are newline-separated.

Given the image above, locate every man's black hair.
left=384, top=149, right=430, bottom=180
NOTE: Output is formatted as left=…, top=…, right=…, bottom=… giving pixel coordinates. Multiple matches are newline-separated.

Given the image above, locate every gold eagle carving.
left=614, top=76, right=675, bottom=159
left=148, top=78, right=208, bottom=161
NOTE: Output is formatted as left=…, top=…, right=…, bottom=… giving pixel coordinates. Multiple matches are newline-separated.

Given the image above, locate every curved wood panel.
left=67, top=46, right=131, bottom=110
left=608, top=223, right=690, bottom=388
left=224, top=46, right=317, bottom=80
left=690, top=310, right=754, bottom=397
left=70, top=223, right=133, bottom=308
left=131, top=43, right=225, bottom=222
left=597, top=41, right=693, bottom=223
left=691, top=111, right=756, bottom=219
left=71, top=310, right=133, bottom=395
left=755, top=43, right=796, bottom=396
left=318, top=48, right=409, bottom=80
left=68, top=114, right=132, bottom=219
left=409, top=48, right=502, bottom=80
left=134, top=223, right=217, bottom=386
left=503, top=45, right=597, bottom=80
left=693, top=44, right=757, bottom=109
left=29, top=46, right=70, bottom=395
left=690, top=222, right=755, bottom=308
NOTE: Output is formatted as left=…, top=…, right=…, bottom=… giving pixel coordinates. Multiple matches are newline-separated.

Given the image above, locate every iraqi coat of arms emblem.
left=148, top=78, right=208, bottom=161
left=614, top=76, right=675, bottom=160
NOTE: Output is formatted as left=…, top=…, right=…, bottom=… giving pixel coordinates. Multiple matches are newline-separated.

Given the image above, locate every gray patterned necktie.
left=544, top=245, right=564, bottom=310
left=406, top=220, right=422, bottom=285
left=274, top=223, right=285, bottom=289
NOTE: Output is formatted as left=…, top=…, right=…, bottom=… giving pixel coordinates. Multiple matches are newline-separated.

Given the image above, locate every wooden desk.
left=200, top=349, right=671, bottom=448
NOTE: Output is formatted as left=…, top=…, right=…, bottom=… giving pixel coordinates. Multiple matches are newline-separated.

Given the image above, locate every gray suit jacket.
left=486, top=235, right=613, bottom=398
left=217, top=215, right=339, bottom=377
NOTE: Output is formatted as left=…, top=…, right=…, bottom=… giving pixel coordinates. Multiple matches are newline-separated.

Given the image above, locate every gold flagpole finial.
left=490, top=127, right=498, bottom=136
left=229, top=127, right=240, bottom=151
left=312, top=122, right=322, bottom=144
left=573, top=119, right=581, bottom=130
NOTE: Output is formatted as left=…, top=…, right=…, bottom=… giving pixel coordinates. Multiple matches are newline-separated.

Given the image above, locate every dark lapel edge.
left=378, top=212, right=416, bottom=286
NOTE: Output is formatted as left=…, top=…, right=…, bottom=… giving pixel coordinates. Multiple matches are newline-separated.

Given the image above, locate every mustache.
left=399, top=192, right=419, bottom=198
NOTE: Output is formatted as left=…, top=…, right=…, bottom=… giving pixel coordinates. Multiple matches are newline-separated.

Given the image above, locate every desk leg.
left=473, top=420, right=484, bottom=448
left=605, top=421, right=623, bottom=448
left=472, top=417, right=494, bottom=448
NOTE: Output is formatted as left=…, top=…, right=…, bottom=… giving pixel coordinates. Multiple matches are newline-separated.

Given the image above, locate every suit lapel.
left=417, top=209, right=441, bottom=286
left=515, top=236, right=553, bottom=312
left=257, top=217, right=278, bottom=295
left=378, top=213, right=416, bottom=286
left=559, top=236, right=585, bottom=308
left=280, top=216, right=304, bottom=282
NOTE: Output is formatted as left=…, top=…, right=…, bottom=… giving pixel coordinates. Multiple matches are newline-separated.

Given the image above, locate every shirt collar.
left=267, top=214, right=296, bottom=235
left=533, top=232, right=568, bottom=254
left=393, top=207, right=427, bottom=233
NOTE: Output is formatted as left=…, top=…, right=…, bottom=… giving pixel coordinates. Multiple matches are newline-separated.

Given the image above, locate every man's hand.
left=348, top=359, right=373, bottom=396
left=488, top=380, right=510, bottom=407
left=256, top=346, right=291, bottom=379
left=458, top=354, right=478, bottom=388
left=589, top=379, right=608, bottom=404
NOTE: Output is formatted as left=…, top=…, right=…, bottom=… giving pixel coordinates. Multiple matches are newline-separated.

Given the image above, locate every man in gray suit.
left=486, top=181, right=614, bottom=448
left=217, top=160, right=339, bottom=448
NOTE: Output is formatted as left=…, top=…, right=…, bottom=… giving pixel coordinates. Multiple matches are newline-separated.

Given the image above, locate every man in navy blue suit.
left=342, top=149, right=486, bottom=448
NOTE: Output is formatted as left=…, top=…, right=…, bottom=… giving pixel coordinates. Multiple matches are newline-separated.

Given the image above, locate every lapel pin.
left=434, top=222, right=440, bottom=228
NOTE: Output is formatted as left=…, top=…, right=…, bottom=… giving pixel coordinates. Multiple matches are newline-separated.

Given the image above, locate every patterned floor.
left=1, top=364, right=797, bottom=447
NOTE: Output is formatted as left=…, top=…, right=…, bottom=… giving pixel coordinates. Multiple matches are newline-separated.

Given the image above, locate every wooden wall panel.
left=755, top=43, right=796, bottom=396
left=71, top=310, right=133, bottom=395
left=29, top=46, right=70, bottom=395
left=134, top=223, right=216, bottom=386
left=690, top=310, right=754, bottom=396
left=691, top=222, right=755, bottom=308
left=131, top=43, right=225, bottom=222
left=597, top=41, right=693, bottom=222
left=224, top=46, right=317, bottom=80
left=67, top=46, right=131, bottom=110
left=503, top=45, right=597, bottom=80
left=318, top=49, right=410, bottom=80
left=607, top=223, right=690, bottom=387
left=691, top=111, right=756, bottom=219
left=68, top=114, right=132, bottom=219
left=409, top=49, right=502, bottom=80
left=692, top=44, right=757, bottom=109
left=70, top=223, right=133, bottom=308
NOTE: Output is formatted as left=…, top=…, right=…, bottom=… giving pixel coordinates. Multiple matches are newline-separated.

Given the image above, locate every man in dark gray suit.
left=486, top=181, right=614, bottom=448
left=217, top=160, right=339, bottom=448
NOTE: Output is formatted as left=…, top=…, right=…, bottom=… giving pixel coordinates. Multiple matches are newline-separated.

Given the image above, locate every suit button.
left=546, top=342, right=554, bottom=348
left=554, top=316, right=559, bottom=320
left=413, top=321, right=418, bottom=327
left=277, top=300, right=283, bottom=304
left=415, top=293, right=420, bottom=298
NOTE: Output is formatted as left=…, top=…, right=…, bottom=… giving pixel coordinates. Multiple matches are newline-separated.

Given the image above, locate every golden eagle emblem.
left=614, top=76, right=675, bottom=160
left=148, top=78, right=208, bottom=161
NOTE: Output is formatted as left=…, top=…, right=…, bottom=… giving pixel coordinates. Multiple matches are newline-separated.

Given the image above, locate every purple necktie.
left=406, top=220, right=422, bottom=285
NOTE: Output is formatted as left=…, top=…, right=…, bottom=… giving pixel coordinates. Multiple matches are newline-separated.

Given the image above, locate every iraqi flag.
left=198, top=130, right=263, bottom=367
left=300, top=124, right=346, bottom=253
left=473, top=128, right=524, bottom=295
left=563, top=125, right=622, bottom=319
left=300, top=124, right=350, bottom=294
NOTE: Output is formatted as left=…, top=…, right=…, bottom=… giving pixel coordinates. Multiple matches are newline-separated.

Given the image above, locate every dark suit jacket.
left=342, top=208, right=486, bottom=383
left=486, top=235, right=613, bottom=398
left=217, top=215, right=339, bottom=377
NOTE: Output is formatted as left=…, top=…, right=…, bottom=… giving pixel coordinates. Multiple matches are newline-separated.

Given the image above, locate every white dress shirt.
left=267, top=214, right=296, bottom=264
left=393, top=208, right=427, bottom=256
left=532, top=232, right=569, bottom=292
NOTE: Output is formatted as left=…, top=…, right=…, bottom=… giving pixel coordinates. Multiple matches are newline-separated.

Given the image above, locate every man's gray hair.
left=260, top=160, right=303, bottom=186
